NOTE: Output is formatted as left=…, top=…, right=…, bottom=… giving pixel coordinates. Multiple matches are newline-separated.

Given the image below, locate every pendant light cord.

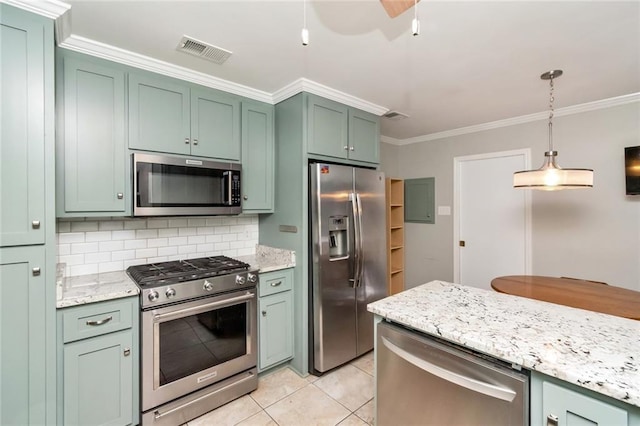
left=548, top=75, right=554, bottom=153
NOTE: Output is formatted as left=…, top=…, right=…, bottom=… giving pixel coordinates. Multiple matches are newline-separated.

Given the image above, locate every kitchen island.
left=368, top=280, right=640, bottom=424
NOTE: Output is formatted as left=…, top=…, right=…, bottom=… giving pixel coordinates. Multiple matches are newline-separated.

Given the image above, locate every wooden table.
left=491, top=275, right=640, bottom=320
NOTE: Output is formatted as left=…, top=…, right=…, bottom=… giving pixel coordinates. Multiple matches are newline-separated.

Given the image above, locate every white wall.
left=381, top=102, right=640, bottom=291
left=57, top=215, right=259, bottom=276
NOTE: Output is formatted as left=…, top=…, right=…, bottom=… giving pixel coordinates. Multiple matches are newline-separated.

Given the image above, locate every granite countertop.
left=56, top=267, right=139, bottom=309
left=237, top=244, right=296, bottom=273
left=368, top=280, right=640, bottom=407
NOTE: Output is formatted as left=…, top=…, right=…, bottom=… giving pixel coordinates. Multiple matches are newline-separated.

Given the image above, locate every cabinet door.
left=307, top=94, right=349, bottom=159
left=258, top=291, right=294, bottom=371
left=348, top=108, right=380, bottom=164
left=129, top=73, right=190, bottom=155
left=191, top=87, right=241, bottom=160
left=61, top=56, right=126, bottom=213
left=64, top=329, right=133, bottom=426
left=0, top=7, right=46, bottom=246
left=0, top=246, right=47, bottom=425
left=542, top=381, right=627, bottom=426
left=241, top=101, right=274, bottom=212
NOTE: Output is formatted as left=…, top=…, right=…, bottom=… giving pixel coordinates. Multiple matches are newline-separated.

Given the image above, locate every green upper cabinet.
left=129, top=73, right=241, bottom=160
left=57, top=52, right=128, bottom=216
left=1, top=6, right=47, bottom=246
left=129, top=73, right=191, bottom=155
left=241, top=101, right=274, bottom=213
left=306, top=93, right=380, bottom=165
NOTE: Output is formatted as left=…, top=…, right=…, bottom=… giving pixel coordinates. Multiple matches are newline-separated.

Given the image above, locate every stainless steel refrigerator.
left=309, top=163, right=388, bottom=374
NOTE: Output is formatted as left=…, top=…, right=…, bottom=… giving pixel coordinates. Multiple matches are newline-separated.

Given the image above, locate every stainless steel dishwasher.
left=376, top=321, right=529, bottom=425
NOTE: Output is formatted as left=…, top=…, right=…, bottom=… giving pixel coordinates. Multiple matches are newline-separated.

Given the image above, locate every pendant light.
left=301, top=0, right=309, bottom=46
left=412, top=0, right=420, bottom=36
left=513, top=70, right=594, bottom=190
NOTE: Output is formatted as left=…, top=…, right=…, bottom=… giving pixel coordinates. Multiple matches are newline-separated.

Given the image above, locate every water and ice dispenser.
left=328, top=216, right=348, bottom=259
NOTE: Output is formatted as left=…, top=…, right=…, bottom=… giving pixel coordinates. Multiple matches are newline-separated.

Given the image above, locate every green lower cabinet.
left=531, top=371, right=640, bottom=426
left=0, top=246, right=47, bottom=425
left=258, top=269, right=294, bottom=371
left=59, top=297, right=139, bottom=426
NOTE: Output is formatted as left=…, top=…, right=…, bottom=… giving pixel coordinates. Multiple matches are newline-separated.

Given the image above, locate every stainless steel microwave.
left=132, top=152, right=242, bottom=216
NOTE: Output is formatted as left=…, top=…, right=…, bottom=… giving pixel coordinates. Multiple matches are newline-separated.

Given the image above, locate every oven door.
left=141, top=288, right=257, bottom=412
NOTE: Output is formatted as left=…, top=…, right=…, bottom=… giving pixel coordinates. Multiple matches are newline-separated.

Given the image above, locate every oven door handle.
left=152, top=292, right=255, bottom=323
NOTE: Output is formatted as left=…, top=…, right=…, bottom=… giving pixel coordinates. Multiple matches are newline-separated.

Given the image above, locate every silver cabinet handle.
left=546, top=414, right=559, bottom=426
left=32, top=267, right=41, bottom=276
left=270, top=281, right=282, bottom=287
left=262, top=310, right=267, bottom=316
left=193, top=139, right=198, bottom=145
left=343, top=146, right=349, bottom=151
left=350, top=146, right=354, bottom=151
left=243, top=195, right=248, bottom=200
left=86, top=316, right=113, bottom=326
left=123, top=348, right=131, bottom=357
left=32, top=220, right=40, bottom=229
left=184, top=137, right=190, bottom=144
left=117, top=193, right=124, bottom=199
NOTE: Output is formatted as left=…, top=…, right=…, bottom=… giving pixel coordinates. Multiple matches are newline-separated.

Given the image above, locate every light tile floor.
left=187, top=351, right=375, bottom=426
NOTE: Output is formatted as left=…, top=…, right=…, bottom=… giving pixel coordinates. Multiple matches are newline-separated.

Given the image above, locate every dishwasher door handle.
left=381, top=336, right=517, bottom=402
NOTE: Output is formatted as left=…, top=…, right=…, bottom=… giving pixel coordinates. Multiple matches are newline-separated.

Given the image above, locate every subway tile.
left=99, top=220, right=124, bottom=231
left=158, top=228, right=179, bottom=238
left=188, top=235, right=206, bottom=245
left=221, top=217, right=237, bottom=226
left=214, top=226, right=230, bottom=235
left=147, top=238, right=169, bottom=248
left=59, top=232, right=85, bottom=244
left=222, top=249, right=238, bottom=257
left=71, top=221, right=99, bottom=232
left=58, top=244, right=71, bottom=256
left=124, top=239, right=147, bottom=250
left=167, top=255, right=183, bottom=261
left=215, top=242, right=230, bottom=251
left=71, top=242, right=100, bottom=254
left=245, top=241, right=258, bottom=248
left=196, top=227, right=214, bottom=235
left=98, top=261, right=123, bottom=273
left=168, top=218, right=187, bottom=228
left=196, top=243, right=214, bottom=252
left=147, top=256, right=168, bottom=263
left=237, top=248, right=254, bottom=256
left=236, top=216, right=253, bottom=225
left=70, top=264, right=98, bottom=276
left=178, top=245, right=197, bottom=254
left=136, top=229, right=158, bottom=239
left=206, top=235, right=223, bottom=243
left=158, top=246, right=178, bottom=256
left=136, top=248, right=158, bottom=259
left=168, top=236, right=188, bottom=246
left=85, top=231, right=112, bottom=242
left=187, top=218, right=206, bottom=227
left=112, top=230, right=136, bottom=241
left=124, top=220, right=147, bottom=230
left=205, top=217, right=222, bottom=226
left=85, top=252, right=112, bottom=264
left=223, top=234, right=238, bottom=242
left=230, top=225, right=245, bottom=234
left=230, top=241, right=244, bottom=250
left=59, top=254, right=85, bottom=265
left=178, top=227, right=197, bottom=236
left=124, top=259, right=147, bottom=269
left=99, top=240, right=124, bottom=252
left=112, top=250, right=136, bottom=261
left=56, top=221, right=71, bottom=233
left=146, top=219, right=168, bottom=229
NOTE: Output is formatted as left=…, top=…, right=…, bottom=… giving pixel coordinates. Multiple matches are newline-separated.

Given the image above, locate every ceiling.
left=63, top=0, right=640, bottom=141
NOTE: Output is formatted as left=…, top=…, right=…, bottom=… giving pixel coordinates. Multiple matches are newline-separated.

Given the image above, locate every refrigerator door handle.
left=355, top=193, right=365, bottom=287
left=349, top=193, right=361, bottom=288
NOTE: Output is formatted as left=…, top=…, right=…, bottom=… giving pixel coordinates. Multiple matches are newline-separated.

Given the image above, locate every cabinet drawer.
left=62, top=297, right=135, bottom=343
left=259, top=269, right=293, bottom=297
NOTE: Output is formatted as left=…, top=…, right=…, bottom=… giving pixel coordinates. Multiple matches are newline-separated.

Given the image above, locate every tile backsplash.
left=57, top=215, right=259, bottom=277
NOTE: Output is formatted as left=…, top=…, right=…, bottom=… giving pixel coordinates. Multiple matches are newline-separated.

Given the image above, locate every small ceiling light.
left=301, top=0, right=309, bottom=46
left=411, top=0, right=420, bottom=36
left=513, top=70, right=594, bottom=190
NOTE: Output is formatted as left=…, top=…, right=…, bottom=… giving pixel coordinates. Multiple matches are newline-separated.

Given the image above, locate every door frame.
left=453, top=149, right=533, bottom=283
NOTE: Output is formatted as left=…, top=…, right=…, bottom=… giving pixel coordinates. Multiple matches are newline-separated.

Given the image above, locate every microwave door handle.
left=223, top=172, right=233, bottom=206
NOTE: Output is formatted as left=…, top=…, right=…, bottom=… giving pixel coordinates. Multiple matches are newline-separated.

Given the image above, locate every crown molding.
left=382, top=93, right=640, bottom=146
left=59, top=34, right=274, bottom=104
left=272, top=78, right=389, bottom=116
left=2, top=0, right=69, bottom=19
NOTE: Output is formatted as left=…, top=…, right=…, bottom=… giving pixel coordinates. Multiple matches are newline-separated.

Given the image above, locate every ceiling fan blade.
left=379, top=0, right=421, bottom=18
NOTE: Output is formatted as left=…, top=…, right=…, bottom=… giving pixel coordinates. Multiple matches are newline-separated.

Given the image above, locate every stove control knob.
left=165, top=288, right=176, bottom=299
left=203, top=280, right=214, bottom=291
left=148, top=290, right=159, bottom=302
left=247, top=273, right=258, bottom=284
left=235, top=275, right=246, bottom=286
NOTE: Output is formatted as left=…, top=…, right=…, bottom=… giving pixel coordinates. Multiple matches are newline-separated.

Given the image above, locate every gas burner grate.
left=127, top=256, right=250, bottom=286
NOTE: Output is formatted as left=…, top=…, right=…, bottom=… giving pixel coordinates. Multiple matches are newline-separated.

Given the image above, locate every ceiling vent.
left=177, top=36, right=232, bottom=65
left=382, top=110, right=410, bottom=121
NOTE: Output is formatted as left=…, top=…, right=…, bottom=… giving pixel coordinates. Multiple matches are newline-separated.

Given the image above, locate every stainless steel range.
left=127, top=256, right=259, bottom=426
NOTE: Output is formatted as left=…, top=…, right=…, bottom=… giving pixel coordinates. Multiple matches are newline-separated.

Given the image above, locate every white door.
left=454, top=150, right=531, bottom=290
